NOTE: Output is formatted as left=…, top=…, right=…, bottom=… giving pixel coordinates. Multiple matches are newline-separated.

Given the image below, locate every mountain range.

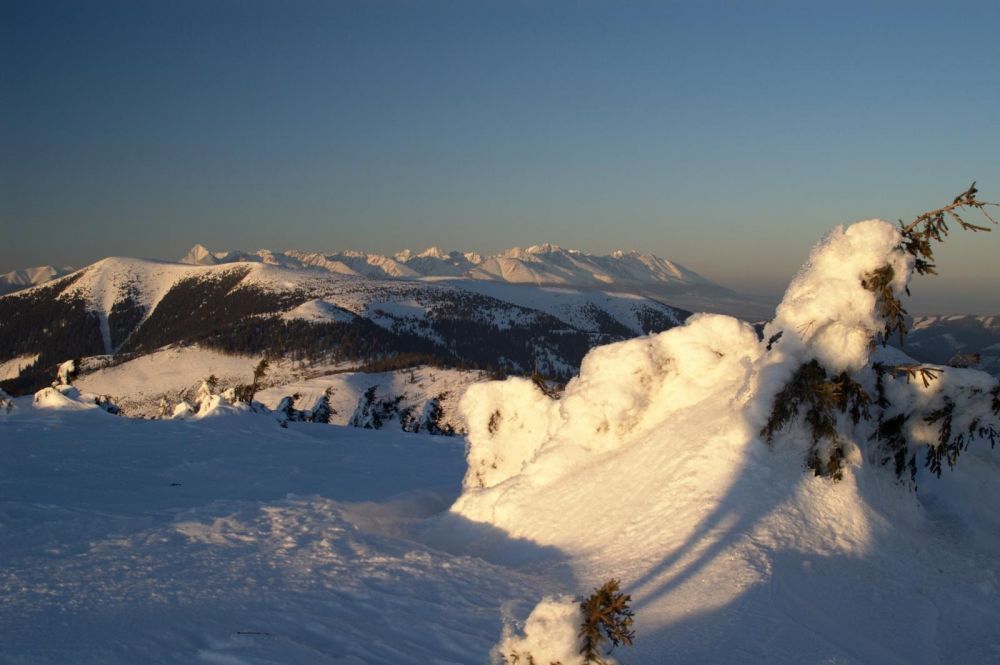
left=0, top=253, right=690, bottom=394
left=0, top=265, right=75, bottom=296
left=4, top=246, right=996, bottom=395
left=178, top=243, right=774, bottom=320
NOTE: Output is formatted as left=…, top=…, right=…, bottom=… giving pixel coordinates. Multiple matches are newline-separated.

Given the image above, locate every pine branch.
left=865, top=184, right=998, bottom=346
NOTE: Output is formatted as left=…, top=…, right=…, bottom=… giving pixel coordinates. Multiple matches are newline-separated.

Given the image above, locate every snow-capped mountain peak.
left=416, top=246, right=450, bottom=260
left=180, top=244, right=219, bottom=266
left=177, top=243, right=709, bottom=287
left=525, top=243, right=563, bottom=255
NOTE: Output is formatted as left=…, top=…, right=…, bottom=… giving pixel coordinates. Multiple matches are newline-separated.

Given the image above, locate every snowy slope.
left=448, top=219, right=1000, bottom=663
left=74, top=344, right=484, bottom=428
left=5, top=255, right=687, bottom=340
left=0, top=354, right=38, bottom=381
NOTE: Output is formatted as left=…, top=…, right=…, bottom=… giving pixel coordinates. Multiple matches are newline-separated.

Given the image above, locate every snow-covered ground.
left=254, top=366, right=484, bottom=432
left=0, top=405, right=560, bottom=664
left=6, top=350, right=999, bottom=664
left=74, top=345, right=485, bottom=428
left=4, top=219, right=999, bottom=664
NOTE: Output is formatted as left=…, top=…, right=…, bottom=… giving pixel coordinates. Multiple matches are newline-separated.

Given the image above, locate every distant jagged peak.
left=169, top=242, right=718, bottom=290
left=416, top=246, right=450, bottom=260
left=499, top=246, right=528, bottom=260
left=524, top=243, right=567, bottom=255
left=180, top=244, right=219, bottom=266
left=610, top=249, right=638, bottom=259
left=396, top=246, right=478, bottom=264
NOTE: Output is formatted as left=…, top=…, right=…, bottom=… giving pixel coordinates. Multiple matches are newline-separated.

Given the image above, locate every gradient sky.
left=2, top=0, right=998, bottom=313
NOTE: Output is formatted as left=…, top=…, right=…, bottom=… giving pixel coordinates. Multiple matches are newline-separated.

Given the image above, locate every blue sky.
left=2, top=0, right=998, bottom=312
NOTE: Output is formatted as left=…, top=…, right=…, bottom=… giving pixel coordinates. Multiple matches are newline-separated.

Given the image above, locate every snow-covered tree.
left=0, top=388, right=15, bottom=414
left=274, top=393, right=305, bottom=427
left=760, top=183, right=1000, bottom=482
left=349, top=386, right=404, bottom=429
left=55, top=358, right=79, bottom=386
left=308, top=388, right=335, bottom=424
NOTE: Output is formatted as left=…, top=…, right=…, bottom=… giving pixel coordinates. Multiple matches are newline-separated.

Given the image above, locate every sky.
left=2, top=0, right=998, bottom=313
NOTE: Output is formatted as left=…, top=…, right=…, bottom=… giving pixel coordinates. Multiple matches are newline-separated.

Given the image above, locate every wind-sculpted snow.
left=461, top=313, right=760, bottom=491
left=454, top=219, right=1000, bottom=663
left=764, top=219, right=910, bottom=373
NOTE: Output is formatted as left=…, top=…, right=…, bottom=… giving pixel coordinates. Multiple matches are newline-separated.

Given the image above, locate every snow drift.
left=452, top=219, right=1000, bottom=664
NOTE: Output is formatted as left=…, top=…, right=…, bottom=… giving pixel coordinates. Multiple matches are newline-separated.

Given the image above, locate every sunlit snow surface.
left=456, top=220, right=1000, bottom=664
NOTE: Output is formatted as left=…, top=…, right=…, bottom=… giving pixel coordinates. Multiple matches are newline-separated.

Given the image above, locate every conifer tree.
left=309, top=387, right=335, bottom=424
left=763, top=184, right=1000, bottom=482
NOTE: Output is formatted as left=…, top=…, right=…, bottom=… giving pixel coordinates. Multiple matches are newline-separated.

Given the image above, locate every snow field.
left=0, top=407, right=560, bottom=665
left=74, top=345, right=484, bottom=429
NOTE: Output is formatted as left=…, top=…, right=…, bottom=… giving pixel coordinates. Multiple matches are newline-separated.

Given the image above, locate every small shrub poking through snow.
left=577, top=579, right=635, bottom=665
left=400, top=392, right=455, bottom=435
left=496, top=580, right=635, bottom=665
left=274, top=393, right=305, bottom=427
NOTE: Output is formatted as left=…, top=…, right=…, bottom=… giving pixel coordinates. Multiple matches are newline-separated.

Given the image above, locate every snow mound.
left=766, top=219, right=910, bottom=373
left=192, top=394, right=246, bottom=419
left=495, top=597, right=597, bottom=665
left=33, top=384, right=115, bottom=413
left=453, top=218, right=1000, bottom=662
left=280, top=298, right=357, bottom=323
left=461, top=313, right=760, bottom=490
left=455, top=221, right=913, bottom=547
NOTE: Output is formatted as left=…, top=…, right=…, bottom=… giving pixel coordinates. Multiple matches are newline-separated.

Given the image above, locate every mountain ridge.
left=0, top=254, right=690, bottom=395
left=175, top=242, right=777, bottom=319
left=0, top=265, right=75, bottom=296
left=179, top=242, right=715, bottom=287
